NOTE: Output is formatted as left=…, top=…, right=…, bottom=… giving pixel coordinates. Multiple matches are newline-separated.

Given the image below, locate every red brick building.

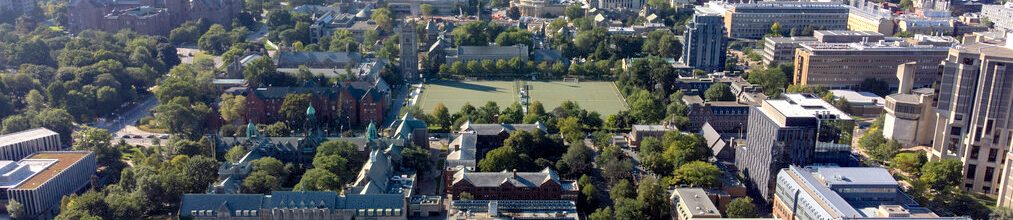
left=225, top=81, right=389, bottom=130
left=447, top=168, right=578, bottom=201
left=67, top=0, right=241, bottom=35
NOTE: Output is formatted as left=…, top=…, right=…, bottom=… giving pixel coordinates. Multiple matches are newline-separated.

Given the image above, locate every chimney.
left=512, top=169, right=517, bottom=178
left=896, top=62, right=917, bottom=94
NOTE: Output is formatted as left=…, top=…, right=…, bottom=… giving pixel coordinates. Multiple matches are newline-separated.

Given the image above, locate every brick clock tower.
left=399, top=19, right=419, bottom=82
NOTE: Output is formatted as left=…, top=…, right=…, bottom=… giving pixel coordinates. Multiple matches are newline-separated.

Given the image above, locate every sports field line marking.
left=611, top=81, right=630, bottom=109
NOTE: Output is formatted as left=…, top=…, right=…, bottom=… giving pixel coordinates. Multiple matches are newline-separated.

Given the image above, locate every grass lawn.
left=418, top=80, right=627, bottom=116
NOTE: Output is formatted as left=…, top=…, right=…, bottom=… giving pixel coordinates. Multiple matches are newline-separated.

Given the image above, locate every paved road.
left=384, top=83, right=417, bottom=126
left=245, top=24, right=268, bottom=42
left=92, top=96, right=165, bottom=146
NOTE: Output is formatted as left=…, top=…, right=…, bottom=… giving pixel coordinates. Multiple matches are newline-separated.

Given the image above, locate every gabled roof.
left=446, top=133, right=478, bottom=168
left=452, top=167, right=560, bottom=188
left=179, top=194, right=265, bottom=216
left=268, top=191, right=337, bottom=209
left=459, top=122, right=547, bottom=136
left=276, top=51, right=362, bottom=68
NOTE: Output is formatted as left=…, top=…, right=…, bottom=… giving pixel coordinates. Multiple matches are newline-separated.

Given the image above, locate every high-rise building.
left=848, top=1, right=896, bottom=36
left=931, top=35, right=1013, bottom=195
left=736, top=93, right=854, bottom=202
left=682, top=6, right=727, bottom=72
left=763, top=30, right=885, bottom=66
left=0, top=128, right=62, bottom=161
left=707, top=1, right=850, bottom=39
left=400, top=20, right=419, bottom=82
left=793, top=36, right=951, bottom=89
left=981, top=3, right=1013, bottom=32
left=774, top=166, right=969, bottom=220
left=883, top=62, right=937, bottom=148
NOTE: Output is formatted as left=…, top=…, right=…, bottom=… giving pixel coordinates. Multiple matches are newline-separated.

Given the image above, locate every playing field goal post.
left=562, top=77, right=579, bottom=83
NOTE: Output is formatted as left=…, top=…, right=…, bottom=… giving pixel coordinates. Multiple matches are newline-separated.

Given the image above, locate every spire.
left=366, top=121, right=379, bottom=140
left=305, top=103, right=318, bottom=136
left=246, top=121, right=258, bottom=138
left=306, top=103, right=317, bottom=117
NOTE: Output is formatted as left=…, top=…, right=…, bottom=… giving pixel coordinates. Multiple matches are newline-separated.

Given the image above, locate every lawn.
left=417, top=80, right=627, bottom=117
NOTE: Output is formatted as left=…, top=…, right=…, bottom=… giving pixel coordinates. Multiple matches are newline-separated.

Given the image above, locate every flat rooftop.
left=830, top=90, right=885, bottom=106
left=15, top=151, right=90, bottom=190
left=672, top=188, right=721, bottom=217
left=767, top=93, right=850, bottom=120
left=815, top=167, right=898, bottom=186
left=766, top=36, right=818, bottom=44
left=0, top=128, right=57, bottom=147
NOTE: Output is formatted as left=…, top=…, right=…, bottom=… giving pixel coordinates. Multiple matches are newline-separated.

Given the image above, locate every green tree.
left=264, top=122, right=291, bottom=137
left=402, top=145, right=434, bottom=175
left=197, top=24, right=231, bottom=55
left=242, top=171, right=280, bottom=193
left=154, top=97, right=211, bottom=138
left=900, top=0, right=914, bottom=10
left=478, top=146, right=522, bottom=172
left=507, top=6, right=521, bottom=20
left=613, top=198, right=646, bottom=220
left=458, top=192, right=475, bottom=200
left=495, top=29, right=533, bottom=47
left=558, top=117, right=583, bottom=144
left=589, top=207, right=614, bottom=220
left=296, top=168, right=342, bottom=191
left=704, top=83, right=735, bottom=101
left=278, top=93, right=312, bottom=128
left=251, top=157, right=288, bottom=177
left=225, top=145, right=247, bottom=163
left=243, top=56, right=277, bottom=88
left=673, top=161, right=721, bottom=187
left=7, top=199, right=24, bottom=220
left=726, top=197, right=759, bottom=218
left=643, top=30, right=683, bottom=58
left=627, top=89, right=663, bottom=123
left=565, top=4, right=585, bottom=19
left=768, top=22, right=783, bottom=37
left=218, top=94, right=246, bottom=124
left=371, top=7, right=392, bottom=32
left=891, top=152, right=927, bottom=175
left=920, top=159, right=963, bottom=191
left=637, top=176, right=671, bottom=219
left=420, top=4, right=433, bottom=17
left=610, top=179, right=634, bottom=200
left=556, top=142, right=594, bottom=177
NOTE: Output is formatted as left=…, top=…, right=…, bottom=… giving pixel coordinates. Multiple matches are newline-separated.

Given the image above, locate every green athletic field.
left=417, top=80, right=628, bottom=117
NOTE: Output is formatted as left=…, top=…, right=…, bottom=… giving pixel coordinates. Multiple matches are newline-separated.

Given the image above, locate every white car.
left=428, top=137, right=439, bottom=141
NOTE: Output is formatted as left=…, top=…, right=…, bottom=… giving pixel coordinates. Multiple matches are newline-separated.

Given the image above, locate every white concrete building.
left=0, top=128, right=61, bottom=161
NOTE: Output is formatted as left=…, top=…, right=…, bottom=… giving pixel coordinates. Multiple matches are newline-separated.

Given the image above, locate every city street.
left=92, top=96, right=165, bottom=146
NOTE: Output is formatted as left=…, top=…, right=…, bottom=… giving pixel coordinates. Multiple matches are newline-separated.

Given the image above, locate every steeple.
left=305, top=103, right=318, bottom=136
left=366, top=121, right=379, bottom=140
left=246, top=121, right=258, bottom=138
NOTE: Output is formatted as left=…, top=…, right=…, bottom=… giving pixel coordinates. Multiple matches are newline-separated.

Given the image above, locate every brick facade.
left=67, top=0, right=241, bottom=35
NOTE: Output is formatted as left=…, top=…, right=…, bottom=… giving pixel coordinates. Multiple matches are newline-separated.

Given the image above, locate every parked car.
left=146, top=135, right=156, bottom=138
left=131, top=135, right=143, bottom=138
left=121, top=135, right=131, bottom=139
left=428, top=136, right=439, bottom=141
left=159, top=135, right=169, bottom=139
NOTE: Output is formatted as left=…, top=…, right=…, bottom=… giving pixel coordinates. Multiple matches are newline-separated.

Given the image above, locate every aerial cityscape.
left=0, top=0, right=1011, bottom=219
